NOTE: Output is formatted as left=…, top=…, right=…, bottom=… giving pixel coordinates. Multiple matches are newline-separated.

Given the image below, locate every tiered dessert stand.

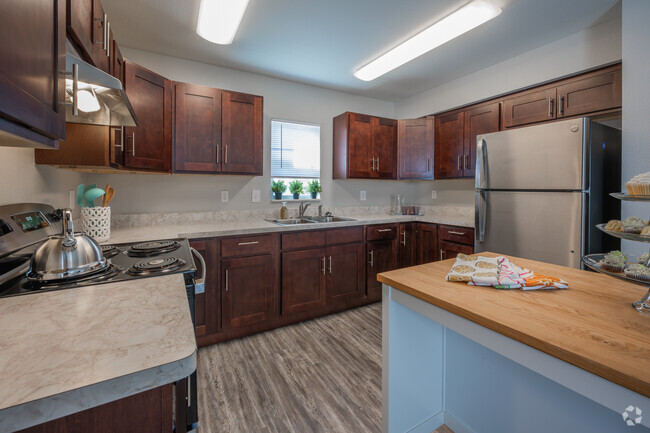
left=582, top=193, right=650, bottom=315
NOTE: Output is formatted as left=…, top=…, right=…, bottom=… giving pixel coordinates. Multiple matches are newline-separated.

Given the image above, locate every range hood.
left=65, top=54, right=138, bottom=127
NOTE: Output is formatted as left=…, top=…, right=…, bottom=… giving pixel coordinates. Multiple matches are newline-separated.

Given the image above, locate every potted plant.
left=289, top=180, right=303, bottom=199
left=271, top=180, right=286, bottom=200
left=307, top=180, right=322, bottom=199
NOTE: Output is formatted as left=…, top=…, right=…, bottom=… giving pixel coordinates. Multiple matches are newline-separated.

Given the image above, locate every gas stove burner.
left=128, top=257, right=186, bottom=276
left=101, top=245, right=120, bottom=259
left=127, top=240, right=181, bottom=257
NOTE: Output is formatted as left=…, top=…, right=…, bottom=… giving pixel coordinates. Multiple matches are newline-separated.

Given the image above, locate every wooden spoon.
left=103, top=185, right=115, bottom=207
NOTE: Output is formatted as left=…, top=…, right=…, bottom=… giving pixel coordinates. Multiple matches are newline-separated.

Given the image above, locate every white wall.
left=397, top=17, right=622, bottom=208
left=621, top=0, right=650, bottom=258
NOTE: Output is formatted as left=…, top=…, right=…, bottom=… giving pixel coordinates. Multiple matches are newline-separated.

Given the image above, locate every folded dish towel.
left=447, top=254, right=568, bottom=290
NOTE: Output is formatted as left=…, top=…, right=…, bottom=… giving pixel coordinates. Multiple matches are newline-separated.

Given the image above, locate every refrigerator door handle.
left=475, top=190, right=486, bottom=243
left=475, top=138, right=487, bottom=189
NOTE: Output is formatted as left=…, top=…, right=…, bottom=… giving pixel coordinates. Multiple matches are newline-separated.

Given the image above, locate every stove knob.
left=0, top=219, right=13, bottom=236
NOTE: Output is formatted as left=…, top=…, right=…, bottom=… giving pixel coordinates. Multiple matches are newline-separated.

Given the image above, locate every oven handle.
left=190, top=247, right=206, bottom=294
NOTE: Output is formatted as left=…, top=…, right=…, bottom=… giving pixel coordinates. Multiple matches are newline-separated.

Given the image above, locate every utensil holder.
left=81, top=207, right=111, bottom=242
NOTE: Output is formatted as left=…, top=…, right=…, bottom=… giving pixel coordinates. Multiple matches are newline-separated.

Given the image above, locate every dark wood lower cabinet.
left=416, top=223, right=439, bottom=265
left=189, top=239, right=219, bottom=339
left=281, top=248, right=327, bottom=315
left=222, top=254, right=276, bottom=329
left=439, top=240, right=474, bottom=261
left=367, top=239, right=398, bottom=301
left=17, top=385, right=173, bottom=433
left=326, top=243, right=365, bottom=304
left=398, top=223, right=415, bottom=268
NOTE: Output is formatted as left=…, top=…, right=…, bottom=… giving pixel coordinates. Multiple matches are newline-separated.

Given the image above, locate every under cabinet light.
left=76, top=89, right=101, bottom=113
left=354, top=0, right=501, bottom=81
left=196, top=0, right=250, bottom=45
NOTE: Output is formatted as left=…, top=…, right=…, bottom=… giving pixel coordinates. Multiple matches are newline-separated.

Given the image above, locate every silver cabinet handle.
left=377, top=229, right=392, bottom=233
left=190, top=247, right=206, bottom=294
left=116, top=126, right=124, bottom=151
left=440, top=249, right=445, bottom=260
left=558, top=96, right=564, bottom=116
left=216, top=144, right=220, bottom=164
left=237, top=241, right=259, bottom=246
left=548, top=97, right=553, bottom=117
left=187, top=377, right=191, bottom=408
left=401, top=231, right=406, bottom=246
left=103, top=14, right=109, bottom=52
left=457, top=155, right=462, bottom=171
left=464, top=154, right=469, bottom=170
left=71, top=63, right=79, bottom=116
left=328, top=256, right=332, bottom=274
left=322, top=256, right=326, bottom=275
left=131, top=132, right=135, bottom=156
left=427, top=157, right=430, bottom=172
left=106, top=20, right=110, bottom=57
left=225, top=145, right=228, bottom=164
left=448, top=231, right=466, bottom=236
left=94, top=15, right=105, bottom=45
left=225, top=269, right=229, bottom=292
left=369, top=250, right=374, bottom=267
left=370, top=157, right=375, bottom=171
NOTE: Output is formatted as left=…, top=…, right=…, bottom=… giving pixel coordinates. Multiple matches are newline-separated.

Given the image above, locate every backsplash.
left=112, top=205, right=474, bottom=228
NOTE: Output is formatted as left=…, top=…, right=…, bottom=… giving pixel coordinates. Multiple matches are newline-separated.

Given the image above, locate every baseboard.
left=405, top=410, right=445, bottom=433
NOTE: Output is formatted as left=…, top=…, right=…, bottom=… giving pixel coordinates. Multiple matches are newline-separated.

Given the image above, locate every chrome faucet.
left=298, top=202, right=310, bottom=217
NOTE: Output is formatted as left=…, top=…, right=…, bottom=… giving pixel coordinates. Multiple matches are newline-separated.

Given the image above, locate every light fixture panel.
left=197, top=0, right=250, bottom=45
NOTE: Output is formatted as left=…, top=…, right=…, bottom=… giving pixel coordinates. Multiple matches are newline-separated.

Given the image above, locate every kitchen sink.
left=267, top=216, right=355, bottom=226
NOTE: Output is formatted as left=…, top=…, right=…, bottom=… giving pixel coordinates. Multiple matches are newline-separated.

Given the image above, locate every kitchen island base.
left=383, top=285, right=650, bottom=433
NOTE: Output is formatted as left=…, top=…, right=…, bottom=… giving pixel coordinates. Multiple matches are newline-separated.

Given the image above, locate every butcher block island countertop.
left=0, top=274, right=197, bottom=432
left=377, top=252, right=650, bottom=398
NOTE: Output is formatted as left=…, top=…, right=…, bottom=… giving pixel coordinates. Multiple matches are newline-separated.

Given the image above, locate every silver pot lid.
left=27, top=209, right=108, bottom=282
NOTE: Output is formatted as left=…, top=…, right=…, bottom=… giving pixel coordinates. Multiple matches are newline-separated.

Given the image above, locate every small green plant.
left=306, top=179, right=322, bottom=194
left=271, top=180, right=287, bottom=194
left=289, top=180, right=304, bottom=195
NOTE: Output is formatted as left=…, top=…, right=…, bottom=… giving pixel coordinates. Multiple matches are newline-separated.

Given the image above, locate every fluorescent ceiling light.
left=197, top=0, right=250, bottom=45
left=354, top=0, right=502, bottom=81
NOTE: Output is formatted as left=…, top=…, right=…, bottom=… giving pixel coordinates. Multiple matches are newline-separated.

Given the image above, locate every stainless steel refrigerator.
left=474, top=117, right=621, bottom=268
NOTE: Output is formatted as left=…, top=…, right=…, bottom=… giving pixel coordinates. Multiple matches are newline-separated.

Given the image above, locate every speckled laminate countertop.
left=0, top=274, right=196, bottom=432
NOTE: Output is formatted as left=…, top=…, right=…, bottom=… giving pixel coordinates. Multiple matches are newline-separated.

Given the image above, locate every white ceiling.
left=102, top=0, right=621, bottom=102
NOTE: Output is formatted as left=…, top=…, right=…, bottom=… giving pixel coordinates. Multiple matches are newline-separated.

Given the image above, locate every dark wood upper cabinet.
left=174, top=83, right=222, bottom=173
left=398, top=222, right=416, bottom=268
left=281, top=248, right=327, bottom=315
left=398, top=117, right=433, bottom=179
left=0, top=0, right=66, bottom=147
left=222, top=254, right=275, bottom=329
left=416, top=223, right=439, bottom=265
left=434, top=111, right=464, bottom=179
left=503, top=87, right=556, bottom=128
left=557, top=66, right=621, bottom=118
left=123, top=61, right=172, bottom=172
left=326, top=243, right=365, bottom=304
left=91, top=0, right=110, bottom=73
left=221, top=91, right=263, bottom=175
left=110, top=33, right=124, bottom=80
left=463, top=102, right=500, bottom=177
left=67, top=0, right=95, bottom=63
left=333, top=112, right=397, bottom=179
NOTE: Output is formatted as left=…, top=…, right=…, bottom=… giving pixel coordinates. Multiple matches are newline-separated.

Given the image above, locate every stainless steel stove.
left=0, top=203, right=201, bottom=432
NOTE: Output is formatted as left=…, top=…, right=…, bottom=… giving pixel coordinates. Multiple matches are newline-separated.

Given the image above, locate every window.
left=271, top=120, right=321, bottom=200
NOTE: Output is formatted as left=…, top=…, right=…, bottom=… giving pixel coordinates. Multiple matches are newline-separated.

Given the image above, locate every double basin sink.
left=267, top=216, right=355, bottom=226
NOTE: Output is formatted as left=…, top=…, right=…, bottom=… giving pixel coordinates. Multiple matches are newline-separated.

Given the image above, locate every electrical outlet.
left=431, top=190, right=437, bottom=199
left=221, top=191, right=229, bottom=203
left=360, top=190, right=366, bottom=201
left=251, top=189, right=260, bottom=203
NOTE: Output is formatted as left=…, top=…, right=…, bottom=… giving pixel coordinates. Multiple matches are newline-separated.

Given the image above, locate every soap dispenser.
left=280, top=202, right=288, bottom=219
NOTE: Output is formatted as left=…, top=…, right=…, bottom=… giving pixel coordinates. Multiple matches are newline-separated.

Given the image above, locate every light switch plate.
left=360, top=190, right=366, bottom=201
left=251, top=189, right=260, bottom=203
left=431, top=190, right=437, bottom=199
left=221, top=191, right=229, bottom=203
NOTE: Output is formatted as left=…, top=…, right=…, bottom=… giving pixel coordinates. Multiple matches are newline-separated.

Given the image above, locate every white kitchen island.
left=379, top=253, right=650, bottom=433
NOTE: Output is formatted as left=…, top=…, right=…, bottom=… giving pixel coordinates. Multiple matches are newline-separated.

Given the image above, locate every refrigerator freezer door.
left=475, top=191, right=584, bottom=268
left=476, top=118, right=586, bottom=190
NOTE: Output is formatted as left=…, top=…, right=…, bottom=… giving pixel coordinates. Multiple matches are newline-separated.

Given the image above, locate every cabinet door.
left=557, top=68, right=621, bottom=118
left=174, top=83, right=222, bottom=173
left=463, top=103, right=500, bottom=177
left=347, top=113, right=374, bottom=178
left=373, top=116, right=397, bottom=179
left=111, top=35, right=124, bottom=80
left=281, top=248, right=326, bottom=315
left=326, top=243, right=365, bottom=304
left=367, top=239, right=398, bottom=301
left=91, top=0, right=109, bottom=73
left=416, top=223, right=438, bottom=265
left=123, top=62, right=172, bottom=171
left=189, top=239, right=219, bottom=340
left=398, top=118, right=433, bottom=179
left=222, top=254, right=275, bottom=329
left=439, top=240, right=473, bottom=261
left=109, top=126, right=124, bottom=167
left=66, top=0, right=95, bottom=62
left=398, top=223, right=415, bottom=268
left=221, top=91, right=263, bottom=175
left=503, top=88, right=556, bottom=128
left=434, top=111, right=464, bottom=179
left=0, top=0, right=66, bottom=143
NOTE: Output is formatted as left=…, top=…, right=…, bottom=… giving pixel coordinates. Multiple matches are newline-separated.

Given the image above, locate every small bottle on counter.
left=280, top=202, right=288, bottom=219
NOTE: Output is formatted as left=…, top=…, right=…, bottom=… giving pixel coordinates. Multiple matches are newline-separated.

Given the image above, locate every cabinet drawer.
left=366, top=224, right=398, bottom=241
left=325, top=227, right=363, bottom=245
left=438, top=225, right=474, bottom=246
left=281, top=230, right=326, bottom=250
left=221, top=234, right=275, bottom=257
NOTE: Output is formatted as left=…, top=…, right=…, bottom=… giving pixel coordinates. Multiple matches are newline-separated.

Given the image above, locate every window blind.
left=271, top=120, right=320, bottom=179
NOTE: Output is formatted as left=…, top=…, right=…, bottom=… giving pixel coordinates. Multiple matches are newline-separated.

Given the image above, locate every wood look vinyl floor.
left=197, top=302, right=453, bottom=433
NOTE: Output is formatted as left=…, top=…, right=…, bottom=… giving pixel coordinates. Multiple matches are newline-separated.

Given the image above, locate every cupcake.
left=604, top=219, right=624, bottom=231
left=641, top=226, right=650, bottom=238
left=599, top=250, right=627, bottom=273
left=638, top=252, right=650, bottom=265
left=624, top=264, right=650, bottom=282
left=625, top=172, right=650, bottom=196
left=622, top=220, right=645, bottom=234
